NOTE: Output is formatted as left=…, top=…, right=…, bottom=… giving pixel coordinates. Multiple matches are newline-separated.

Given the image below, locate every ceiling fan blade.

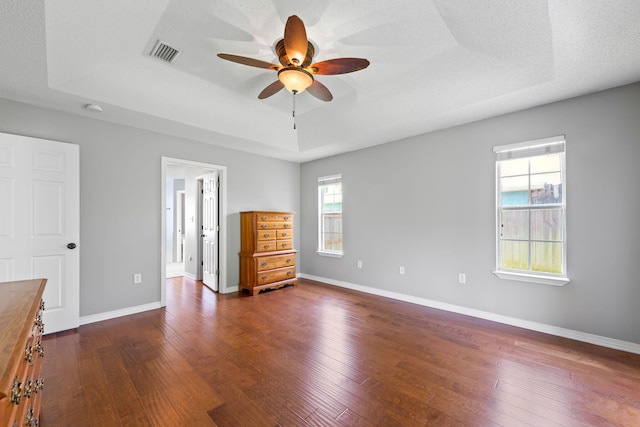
left=306, top=80, right=333, bottom=102
left=284, top=15, right=308, bottom=65
left=258, top=80, right=285, bottom=99
left=217, top=53, right=280, bottom=70
left=309, top=58, right=370, bottom=75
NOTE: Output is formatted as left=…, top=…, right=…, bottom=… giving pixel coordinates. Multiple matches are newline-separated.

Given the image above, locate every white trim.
left=161, top=157, right=230, bottom=303
left=79, top=302, right=163, bottom=326
left=494, top=137, right=567, bottom=282
left=299, top=273, right=640, bottom=355
left=493, top=270, right=569, bottom=286
left=316, top=250, right=343, bottom=258
left=493, top=134, right=565, bottom=154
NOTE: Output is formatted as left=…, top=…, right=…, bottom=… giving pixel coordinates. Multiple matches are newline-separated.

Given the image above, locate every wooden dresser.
left=0, top=279, right=47, bottom=427
left=239, top=211, right=298, bottom=295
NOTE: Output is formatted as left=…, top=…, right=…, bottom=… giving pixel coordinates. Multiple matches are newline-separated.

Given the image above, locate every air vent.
left=150, top=40, right=181, bottom=63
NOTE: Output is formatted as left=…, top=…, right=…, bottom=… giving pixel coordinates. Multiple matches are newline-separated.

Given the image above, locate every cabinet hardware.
left=24, top=377, right=34, bottom=398
left=10, top=376, right=22, bottom=404
left=25, top=344, right=34, bottom=363
left=24, top=404, right=36, bottom=427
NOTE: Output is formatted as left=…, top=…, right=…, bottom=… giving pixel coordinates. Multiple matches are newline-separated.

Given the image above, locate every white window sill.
left=493, top=270, right=570, bottom=286
left=317, top=250, right=343, bottom=258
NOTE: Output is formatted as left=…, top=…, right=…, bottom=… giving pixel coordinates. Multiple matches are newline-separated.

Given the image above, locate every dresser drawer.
left=256, top=240, right=277, bottom=252
left=276, top=229, right=293, bottom=239
left=257, top=266, right=296, bottom=285
left=257, top=221, right=279, bottom=230
left=257, top=221, right=292, bottom=230
left=257, top=230, right=276, bottom=240
left=257, top=254, right=296, bottom=271
left=257, top=213, right=292, bottom=222
left=277, top=240, right=293, bottom=250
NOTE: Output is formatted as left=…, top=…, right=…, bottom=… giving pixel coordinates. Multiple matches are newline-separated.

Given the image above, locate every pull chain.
left=292, top=91, right=297, bottom=130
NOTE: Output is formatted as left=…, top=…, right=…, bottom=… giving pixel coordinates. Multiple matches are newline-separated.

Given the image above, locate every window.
left=318, top=174, right=343, bottom=256
left=493, top=136, right=569, bottom=285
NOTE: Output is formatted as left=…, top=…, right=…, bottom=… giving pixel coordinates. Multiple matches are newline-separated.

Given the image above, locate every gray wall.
left=300, top=82, right=640, bottom=345
left=0, top=98, right=300, bottom=317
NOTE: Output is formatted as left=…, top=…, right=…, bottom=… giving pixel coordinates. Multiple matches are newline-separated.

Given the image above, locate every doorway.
left=160, top=157, right=228, bottom=306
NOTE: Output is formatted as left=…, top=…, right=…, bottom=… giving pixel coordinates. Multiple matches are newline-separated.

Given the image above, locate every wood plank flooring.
left=41, top=277, right=640, bottom=426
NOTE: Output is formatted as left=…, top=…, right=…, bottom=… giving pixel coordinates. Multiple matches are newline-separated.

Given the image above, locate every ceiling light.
left=84, top=104, right=103, bottom=113
left=278, top=67, right=313, bottom=94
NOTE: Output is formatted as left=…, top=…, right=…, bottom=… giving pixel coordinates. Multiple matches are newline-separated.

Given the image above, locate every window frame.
left=493, top=136, right=569, bottom=286
left=317, top=174, right=343, bottom=257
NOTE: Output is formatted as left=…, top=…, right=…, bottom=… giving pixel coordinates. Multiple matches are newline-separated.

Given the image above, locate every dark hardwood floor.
left=41, top=277, right=640, bottom=426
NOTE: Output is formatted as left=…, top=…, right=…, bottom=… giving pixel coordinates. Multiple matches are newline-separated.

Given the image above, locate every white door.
left=201, top=172, right=218, bottom=291
left=0, top=133, right=80, bottom=333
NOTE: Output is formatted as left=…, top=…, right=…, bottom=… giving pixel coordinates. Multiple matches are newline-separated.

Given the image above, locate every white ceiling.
left=1, top=1, right=639, bottom=163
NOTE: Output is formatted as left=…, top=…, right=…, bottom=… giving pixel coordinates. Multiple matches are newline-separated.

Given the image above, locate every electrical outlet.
left=399, top=266, right=405, bottom=275
left=133, top=273, right=142, bottom=284
left=458, top=273, right=466, bottom=284
left=357, top=260, right=363, bottom=269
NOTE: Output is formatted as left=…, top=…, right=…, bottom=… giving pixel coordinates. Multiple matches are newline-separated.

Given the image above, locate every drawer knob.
left=35, top=314, right=44, bottom=333
left=10, top=376, right=22, bottom=404
left=261, top=216, right=267, bottom=220
left=24, top=404, right=36, bottom=426
left=263, top=233, right=270, bottom=238
left=286, top=258, right=291, bottom=263
left=284, top=224, right=289, bottom=228
left=25, top=344, right=34, bottom=363
left=287, top=271, right=292, bottom=276
left=261, top=275, right=268, bottom=280
left=261, top=224, right=266, bottom=229
left=24, top=378, right=34, bottom=398
left=284, top=216, right=289, bottom=220
left=264, top=244, right=270, bottom=249
left=261, top=262, right=268, bottom=267
left=281, top=232, right=287, bottom=237
left=282, top=243, right=288, bottom=248
left=35, top=378, right=45, bottom=392
left=35, top=340, right=45, bottom=358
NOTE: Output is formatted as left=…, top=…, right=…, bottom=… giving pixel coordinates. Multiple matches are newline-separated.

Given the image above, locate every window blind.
left=493, top=135, right=565, bottom=161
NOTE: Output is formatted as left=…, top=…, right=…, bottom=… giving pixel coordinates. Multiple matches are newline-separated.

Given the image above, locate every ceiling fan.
left=217, top=15, right=370, bottom=102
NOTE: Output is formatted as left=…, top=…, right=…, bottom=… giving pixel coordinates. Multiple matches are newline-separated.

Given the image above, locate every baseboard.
left=299, top=273, right=640, bottom=355
left=222, top=285, right=239, bottom=294
left=79, top=301, right=164, bottom=326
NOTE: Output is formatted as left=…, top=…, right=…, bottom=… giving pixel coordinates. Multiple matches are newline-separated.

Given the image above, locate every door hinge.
left=216, top=225, right=220, bottom=232
left=216, top=269, right=220, bottom=276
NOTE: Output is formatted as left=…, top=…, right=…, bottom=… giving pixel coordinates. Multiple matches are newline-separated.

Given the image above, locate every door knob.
left=67, top=243, right=77, bottom=249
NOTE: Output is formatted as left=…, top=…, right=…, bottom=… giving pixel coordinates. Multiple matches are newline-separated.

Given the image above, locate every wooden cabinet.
left=0, top=279, right=47, bottom=427
left=239, top=211, right=298, bottom=295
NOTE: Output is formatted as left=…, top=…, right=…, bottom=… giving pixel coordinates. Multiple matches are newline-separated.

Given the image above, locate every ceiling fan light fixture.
left=278, top=67, right=313, bottom=94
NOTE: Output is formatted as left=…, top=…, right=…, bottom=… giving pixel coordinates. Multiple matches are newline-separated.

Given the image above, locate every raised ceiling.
left=1, top=0, right=639, bottom=162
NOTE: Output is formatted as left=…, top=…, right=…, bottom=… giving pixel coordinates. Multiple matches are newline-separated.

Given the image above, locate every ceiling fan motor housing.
left=275, top=39, right=315, bottom=67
